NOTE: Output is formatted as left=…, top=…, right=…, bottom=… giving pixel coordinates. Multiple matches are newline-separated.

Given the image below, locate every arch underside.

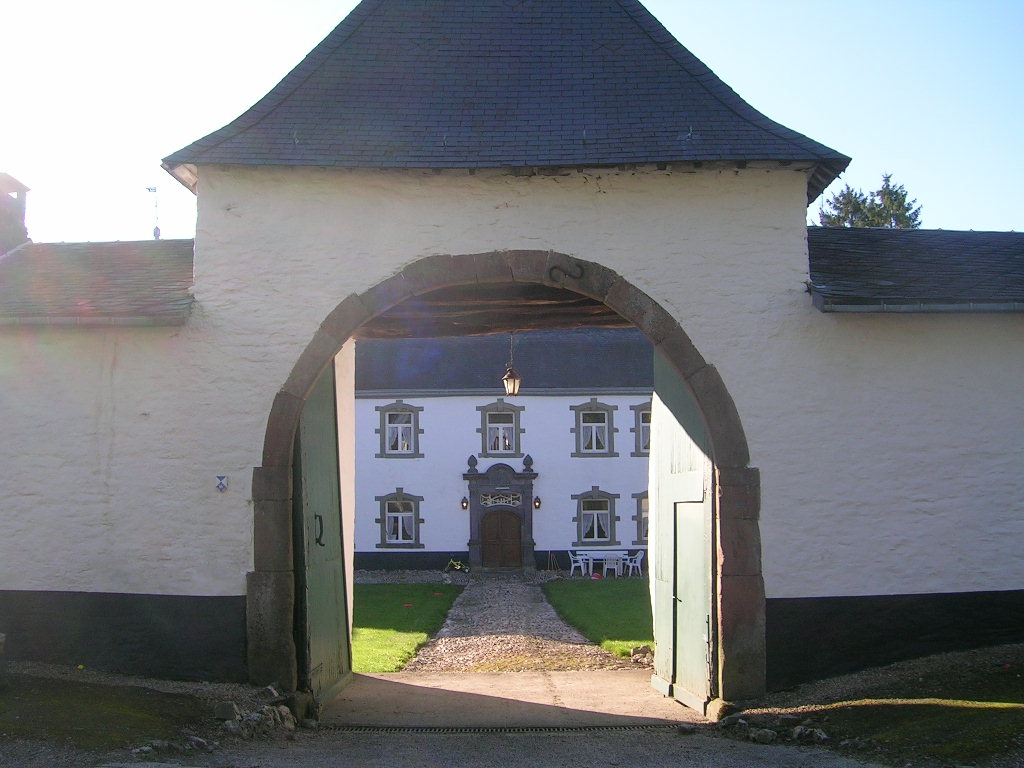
left=249, top=250, right=764, bottom=704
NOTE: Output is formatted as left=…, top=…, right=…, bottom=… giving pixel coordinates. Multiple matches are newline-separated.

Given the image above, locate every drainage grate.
left=322, top=723, right=686, bottom=734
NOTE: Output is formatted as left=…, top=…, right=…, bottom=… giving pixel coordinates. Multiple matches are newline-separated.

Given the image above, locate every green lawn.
left=351, top=583, right=462, bottom=672
left=541, top=577, right=654, bottom=658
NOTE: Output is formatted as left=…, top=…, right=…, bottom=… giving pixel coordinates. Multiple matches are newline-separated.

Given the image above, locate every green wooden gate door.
left=293, top=365, right=351, bottom=704
left=649, top=351, right=715, bottom=712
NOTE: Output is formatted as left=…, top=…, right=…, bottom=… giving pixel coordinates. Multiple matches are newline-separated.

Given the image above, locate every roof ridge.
left=163, top=0, right=387, bottom=168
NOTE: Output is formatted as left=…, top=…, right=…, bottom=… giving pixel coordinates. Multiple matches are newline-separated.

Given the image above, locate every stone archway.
left=248, top=250, right=763, bottom=702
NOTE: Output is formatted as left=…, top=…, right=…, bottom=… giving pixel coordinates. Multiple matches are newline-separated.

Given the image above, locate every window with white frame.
left=374, top=488, right=425, bottom=548
left=631, top=401, right=652, bottom=457
left=572, top=486, right=620, bottom=546
left=375, top=401, right=424, bottom=458
left=476, top=399, right=524, bottom=458
left=570, top=398, right=618, bottom=457
left=632, top=491, right=649, bottom=545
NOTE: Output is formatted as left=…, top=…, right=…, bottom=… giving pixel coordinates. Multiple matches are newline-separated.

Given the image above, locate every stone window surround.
left=571, top=486, right=620, bottom=547
left=250, top=249, right=764, bottom=705
left=476, top=398, right=525, bottom=459
left=373, top=487, right=425, bottom=549
left=632, top=490, right=649, bottom=545
left=374, top=400, right=424, bottom=458
left=631, top=401, right=652, bottom=457
left=570, top=398, right=619, bottom=457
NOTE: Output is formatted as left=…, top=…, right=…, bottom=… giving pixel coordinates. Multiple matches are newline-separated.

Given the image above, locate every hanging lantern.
left=502, top=365, right=521, bottom=396
left=501, top=333, right=521, bottom=396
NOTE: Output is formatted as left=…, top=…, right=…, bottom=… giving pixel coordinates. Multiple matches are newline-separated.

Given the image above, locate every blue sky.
left=3, top=0, right=1021, bottom=242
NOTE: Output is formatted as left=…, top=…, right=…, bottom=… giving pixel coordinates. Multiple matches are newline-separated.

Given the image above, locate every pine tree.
left=818, top=174, right=922, bottom=228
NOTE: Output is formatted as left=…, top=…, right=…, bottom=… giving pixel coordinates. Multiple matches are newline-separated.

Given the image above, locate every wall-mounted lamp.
left=501, top=333, right=521, bottom=396
left=533, top=496, right=542, bottom=509
left=461, top=497, right=469, bottom=510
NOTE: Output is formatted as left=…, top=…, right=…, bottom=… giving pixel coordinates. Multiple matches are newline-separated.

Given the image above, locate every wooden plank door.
left=293, top=365, right=351, bottom=704
left=672, top=491, right=713, bottom=710
left=649, top=350, right=715, bottom=711
left=481, top=510, right=522, bottom=568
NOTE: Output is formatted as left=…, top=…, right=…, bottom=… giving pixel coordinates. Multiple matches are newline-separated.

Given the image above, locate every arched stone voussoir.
left=281, top=326, right=347, bottom=401
left=506, top=250, right=557, bottom=284
left=261, top=390, right=304, bottom=468
left=653, top=325, right=708, bottom=383
left=684, top=364, right=750, bottom=469
left=470, top=250, right=517, bottom=283
left=321, top=293, right=375, bottom=341
left=400, top=253, right=476, bottom=296
left=542, top=252, right=621, bottom=303
left=604, top=279, right=679, bottom=343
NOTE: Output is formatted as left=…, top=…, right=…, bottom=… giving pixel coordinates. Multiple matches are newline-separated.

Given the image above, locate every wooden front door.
left=481, top=510, right=522, bottom=568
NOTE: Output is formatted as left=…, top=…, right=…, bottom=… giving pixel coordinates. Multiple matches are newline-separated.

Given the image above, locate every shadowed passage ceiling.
left=355, top=284, right=632, bottom=339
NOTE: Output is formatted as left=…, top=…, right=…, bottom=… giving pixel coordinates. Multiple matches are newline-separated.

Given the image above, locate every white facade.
left=352, top=392, right=652, bottom=560
left=2, top=165, right=1022, bottom=602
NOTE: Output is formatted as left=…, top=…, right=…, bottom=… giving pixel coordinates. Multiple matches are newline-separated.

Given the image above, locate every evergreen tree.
left=818, top=174, right=922, bottom=228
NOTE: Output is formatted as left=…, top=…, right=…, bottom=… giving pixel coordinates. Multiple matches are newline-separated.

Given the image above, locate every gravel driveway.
left=402, top=572, right=636, bottom=672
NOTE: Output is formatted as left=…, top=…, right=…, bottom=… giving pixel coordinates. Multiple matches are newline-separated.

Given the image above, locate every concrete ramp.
left=321, top=670, right=703, bottom=728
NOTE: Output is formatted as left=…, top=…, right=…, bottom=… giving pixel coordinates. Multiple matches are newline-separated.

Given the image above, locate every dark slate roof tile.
left=808, top=228, right=1024, bottom=310
left=164, top=0, right=848, bottom=201
left=0, top=240, right=194, bottom=325
left=355, top=328, right=653, bottom=392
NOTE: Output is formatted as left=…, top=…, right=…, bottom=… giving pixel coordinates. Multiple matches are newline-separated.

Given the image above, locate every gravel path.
left=398, top=572, right=636, bottom=672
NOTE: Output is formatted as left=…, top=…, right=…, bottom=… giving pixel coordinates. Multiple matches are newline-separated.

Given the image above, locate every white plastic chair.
left=602, top=555, right=623, bottom=578
left=568, top=551, right=588, bottom=577
left=623, top=550, right=645, bottom=577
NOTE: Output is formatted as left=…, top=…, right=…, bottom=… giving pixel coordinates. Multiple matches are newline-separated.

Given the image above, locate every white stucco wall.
left=0, top=324, right=258, bottom=595
left=352, top=394, right=651, bottom=554
left=3, top=163, right=1021, bottom=602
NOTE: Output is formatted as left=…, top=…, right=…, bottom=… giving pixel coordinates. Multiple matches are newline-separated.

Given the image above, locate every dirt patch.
left=0, top=672, right=204, bottom=751
left=0, top=661, right=271, bottom=765
left=729, top=642, right=1024, bottom=767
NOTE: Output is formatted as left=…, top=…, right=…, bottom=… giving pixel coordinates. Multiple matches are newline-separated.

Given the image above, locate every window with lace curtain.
left=375, top=400, right=424, bottom=458
left=374, top=488, right=424, bottom=548
left=572, top=486, right=620, bottom=546
left=476, top=399, right=524, bottom=458
left=570, top=398, right=618, bottom=457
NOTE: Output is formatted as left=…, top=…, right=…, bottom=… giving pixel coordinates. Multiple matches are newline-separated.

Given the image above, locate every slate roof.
left=0, top=240, right=194, bottom=325
left=356, top=328, right=652, bottom=393
left=6, top=229, right=1018, bottom=328
left=807, top=228, right=1024, bottom=312
left=163, top=0, right=848, bottom=201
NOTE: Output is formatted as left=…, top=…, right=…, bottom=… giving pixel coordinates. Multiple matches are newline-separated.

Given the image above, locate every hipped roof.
left=163, top=0, right=848, bottom=201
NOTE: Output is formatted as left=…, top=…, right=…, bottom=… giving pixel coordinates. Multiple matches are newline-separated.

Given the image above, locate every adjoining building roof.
left=163, top=0, right=848, bottom=201
left=0, top=240, right=194, bottom=326
left=356, top=328, right=653, bottom=394
left=807, top=228, right=1024, bottom=313
left=5, top=229, right=1018, bottom=328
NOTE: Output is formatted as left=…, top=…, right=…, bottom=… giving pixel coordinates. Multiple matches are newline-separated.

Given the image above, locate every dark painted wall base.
left=355, top=551, right=471, bottom=570
left=0, top=590, right=247, bottom=682
left=766, top=589, right=1024, bottom=691
left=7, top=584, right=1019, bottom=690
left=355, top=550, right=616, bottom=571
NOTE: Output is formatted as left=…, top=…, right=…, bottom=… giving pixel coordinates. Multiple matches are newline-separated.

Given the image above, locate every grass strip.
left=352, top=583, right=462, bottom=672
left=541, top=577, right=653, bottom=658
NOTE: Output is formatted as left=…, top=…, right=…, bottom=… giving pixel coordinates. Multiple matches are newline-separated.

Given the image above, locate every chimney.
left=0, top=173, right=30, bottom=254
